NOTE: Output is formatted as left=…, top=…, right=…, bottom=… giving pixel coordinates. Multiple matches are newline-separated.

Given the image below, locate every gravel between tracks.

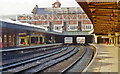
left=2, top=46, right=62, bottom=65
left=2, top=45, right=94, bottom=73
left=41, top=46, right=86, bottom=72
left=4, top=46, right=74, bottom=72
left=66, top=46, right=93, bottom=72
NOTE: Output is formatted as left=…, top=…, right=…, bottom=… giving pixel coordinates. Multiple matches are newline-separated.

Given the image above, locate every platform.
left=86, top=44, right=118, bottom=72
left=1, top=43, right=62, bottom=52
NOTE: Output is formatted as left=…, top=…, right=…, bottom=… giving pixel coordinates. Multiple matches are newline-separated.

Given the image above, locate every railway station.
left=0, top=0, right=119, bottom=73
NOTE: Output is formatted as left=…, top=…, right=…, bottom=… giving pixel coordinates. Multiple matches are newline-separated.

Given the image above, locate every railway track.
left=38, top=45, right=94, bottom=73
left=1, top=45, right=95, bottom=73
left=2, top=44, right=63, bottom=65
left=2, top=46, right=68, bottom=71
left=61, top=46, right=94, bottom=73
left=41, top=46, right=89, bottom=73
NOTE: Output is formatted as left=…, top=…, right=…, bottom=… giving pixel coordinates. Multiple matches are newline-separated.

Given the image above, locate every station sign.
left=76, top=37, right=85, bottom=44
left=101, top=36, right=109, bottom=38
left=19, top=33, right=27, bottom=36
left=64, top=37, right=73, bottom=43
left=19, top=33, right=26, bottom=35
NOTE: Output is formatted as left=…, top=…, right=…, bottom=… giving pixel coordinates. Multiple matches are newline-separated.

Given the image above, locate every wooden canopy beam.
left=76, top=1, right=119, bottom=34
left=89, top=7, right=118, bottom=10
left=77, top=2, right=93, bottom=24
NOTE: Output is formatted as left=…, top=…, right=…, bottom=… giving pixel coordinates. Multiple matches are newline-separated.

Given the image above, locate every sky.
left=0, top=0, right=80, bottom=15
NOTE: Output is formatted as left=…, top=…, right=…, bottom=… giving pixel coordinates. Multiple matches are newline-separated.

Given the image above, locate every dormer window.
left=55, top=4, right=58, bottom=7
left=52, top=0, right=61, bottom=8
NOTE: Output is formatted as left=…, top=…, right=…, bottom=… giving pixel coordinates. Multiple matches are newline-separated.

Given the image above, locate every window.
left=83, top=24, right=92, bottom=30
left=55, top=26, right=62, bottom=30
left=90, top=26, right=91, bottom=29
left=84, top=25, right=85, bottom=29
left=40, top=37, right=43, bottom=43
left=88, top=26, right=89, bottom=29
left=31, top=37, right=38, bottom=44
left=70, top=26, right=77, bottom=30
left=35, top=37, right=38, bottom=42
left=86, top=25, right=90, bottom=29
left=21, top=39, right=25, bottom=44
left=4, top=35, right=7, bottom=43
left=86, top=26, right=87, bottom=29
left=9, top=35, right=12, bottom=43
left=31, top=37, right=35, bottom=43
left=55, top=27, right=59, bottom=30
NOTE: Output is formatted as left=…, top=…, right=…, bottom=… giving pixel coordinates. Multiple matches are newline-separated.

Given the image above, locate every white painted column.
left=51, top=35, right=55, bottom=44
left=115, top=32, right=120, bottom=46
left=108, top=34, right=112, bottom=44
left=95, top=36, right=98, bottom=44
left=16, top=34, right=19, bottom=47
left=111, top=37, right=113, bottom=44
left=116, top=36, right=118, bottom=45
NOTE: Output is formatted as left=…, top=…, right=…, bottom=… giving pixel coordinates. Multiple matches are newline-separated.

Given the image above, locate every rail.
left=60, top=45, right=94, bottom=73
left=2, top=45, right=95, bottom=73
left=60, top=46, right=87, bottom=73
left=2, top=47, right=68, bottom=71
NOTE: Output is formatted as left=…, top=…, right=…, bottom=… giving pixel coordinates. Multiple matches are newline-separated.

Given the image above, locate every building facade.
left=16, top=1, right=93, bottom=33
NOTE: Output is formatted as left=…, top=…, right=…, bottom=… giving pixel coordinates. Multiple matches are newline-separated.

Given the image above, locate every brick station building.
left=16, top=0, right=93, bottom=33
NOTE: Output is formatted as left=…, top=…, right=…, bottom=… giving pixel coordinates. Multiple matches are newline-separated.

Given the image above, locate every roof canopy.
left=77, top=1, right=119, bottom=34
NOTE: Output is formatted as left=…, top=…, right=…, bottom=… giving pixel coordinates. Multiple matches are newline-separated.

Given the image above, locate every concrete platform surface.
left=86, top=44, right=118, bottom=72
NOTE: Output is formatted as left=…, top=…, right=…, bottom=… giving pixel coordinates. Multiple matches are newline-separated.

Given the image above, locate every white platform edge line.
left=82, top=44, right=98, bottom=72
